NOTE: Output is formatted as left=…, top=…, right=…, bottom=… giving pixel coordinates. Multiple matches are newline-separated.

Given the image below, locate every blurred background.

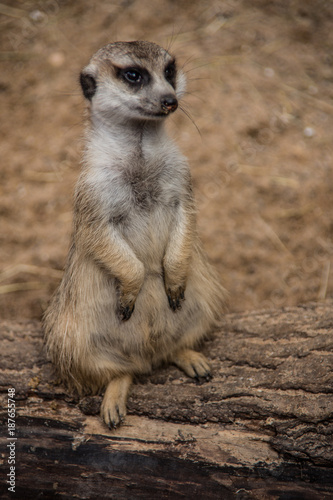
left=1, top=0, right=333, bottom=320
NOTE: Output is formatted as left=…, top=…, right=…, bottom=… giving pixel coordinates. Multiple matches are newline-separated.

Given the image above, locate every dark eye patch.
left=164, top=61, right=176, bottom=87
left=117, top=66, right=150, bottom=87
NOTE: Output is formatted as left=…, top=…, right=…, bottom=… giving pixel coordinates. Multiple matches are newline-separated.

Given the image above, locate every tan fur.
left=43, top=41, right=227, bottom=428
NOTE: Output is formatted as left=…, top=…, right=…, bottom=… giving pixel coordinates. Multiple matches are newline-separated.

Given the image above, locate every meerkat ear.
left=80, top=70, right=97, bottom=100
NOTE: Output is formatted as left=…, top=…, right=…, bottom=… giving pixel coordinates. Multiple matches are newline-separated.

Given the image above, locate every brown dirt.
left=1, top=0, right=333, bottom=320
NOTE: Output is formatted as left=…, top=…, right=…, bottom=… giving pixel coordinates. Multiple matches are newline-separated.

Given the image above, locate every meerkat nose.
left=161, top=96, right=178, bottom=113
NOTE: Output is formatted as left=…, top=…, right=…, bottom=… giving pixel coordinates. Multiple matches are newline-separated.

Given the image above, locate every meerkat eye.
left=123, top=69, right=143, bottom=84
left=118, top=67, right=150, bottom=88
left=165, top=62, right=176, bottom=86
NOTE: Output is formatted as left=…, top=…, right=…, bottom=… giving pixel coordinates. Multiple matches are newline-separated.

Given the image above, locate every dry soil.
left=1, top=0, right=333, bottom=320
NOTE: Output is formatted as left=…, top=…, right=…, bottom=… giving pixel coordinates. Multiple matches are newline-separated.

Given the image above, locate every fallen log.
left=0, top=301, right=332, bottom=499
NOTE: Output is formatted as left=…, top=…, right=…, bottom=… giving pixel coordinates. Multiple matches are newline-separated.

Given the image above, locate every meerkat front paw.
left=172, top=349, right=212, bottom=382
left=100, top=375, right=132, bottom=429
left=117, top=301, right=135, bottom=321
left=116, top=265, right=144, bottom=321
left=166, top=285, right=185, bottom=312
left=116, top=291, right=136, bottom=321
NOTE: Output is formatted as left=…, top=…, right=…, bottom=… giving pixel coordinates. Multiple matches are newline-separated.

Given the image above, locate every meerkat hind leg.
left=172, top=348, right=212, bottom=381
left=100, top=374, right=132, bottom=429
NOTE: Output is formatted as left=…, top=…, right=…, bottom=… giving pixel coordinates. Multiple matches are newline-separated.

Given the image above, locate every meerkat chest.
left=114, top=153, right=187, bottom=262
left=122, top=165, right=162, bottom=210
left=121, top=152, right=184, bottom=212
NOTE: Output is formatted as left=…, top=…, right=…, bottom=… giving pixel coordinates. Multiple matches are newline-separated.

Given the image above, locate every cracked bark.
left=0, top=301, right=332, bottom=499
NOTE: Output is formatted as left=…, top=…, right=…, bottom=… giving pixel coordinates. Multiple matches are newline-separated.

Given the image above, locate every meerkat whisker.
left=179, top=104, right=202, bottom=137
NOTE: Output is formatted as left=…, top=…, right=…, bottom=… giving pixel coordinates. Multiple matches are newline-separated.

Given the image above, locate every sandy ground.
left=1, top=0, right=333, bottom=320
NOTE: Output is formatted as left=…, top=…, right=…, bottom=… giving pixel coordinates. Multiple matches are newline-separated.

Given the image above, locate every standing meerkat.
left=44, top=41, right=227, bottom=429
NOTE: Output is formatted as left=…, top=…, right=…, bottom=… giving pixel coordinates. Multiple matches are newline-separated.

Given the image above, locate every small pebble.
left=48, top=52, right=65, bottom=68
left=308, top=85, right=318, bottom=95
left=29, top=10, right=45, bottom=22
left=303, top=126, right=315, bottom=138
left=264, top=67, right=275, bottom=78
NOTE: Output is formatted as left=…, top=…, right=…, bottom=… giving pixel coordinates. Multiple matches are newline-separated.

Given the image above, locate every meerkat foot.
left=100, top=374, right=132, bottom=429
left=172, top=349, right=212, bottom=382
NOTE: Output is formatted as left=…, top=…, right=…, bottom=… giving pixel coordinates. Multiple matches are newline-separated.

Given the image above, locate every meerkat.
left=43, top=41, right=227, bottom=429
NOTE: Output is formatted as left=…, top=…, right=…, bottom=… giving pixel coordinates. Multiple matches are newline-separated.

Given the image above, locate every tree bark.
left=0, top=301, right=332, bottom=499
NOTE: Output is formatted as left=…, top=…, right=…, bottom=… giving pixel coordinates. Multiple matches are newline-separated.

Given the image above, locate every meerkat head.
left=80, top=41, right=186, bottom=123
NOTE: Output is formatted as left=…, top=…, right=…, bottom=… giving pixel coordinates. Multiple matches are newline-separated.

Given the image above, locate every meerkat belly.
left=80, top=170, right=220, bottom=370
left=91, top=247, right=220, bottom=371
left=122, top=201, right=174, bottom=271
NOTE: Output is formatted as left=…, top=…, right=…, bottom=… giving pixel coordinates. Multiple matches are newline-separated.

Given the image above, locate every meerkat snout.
left=161, top=95, right=178, bottom=114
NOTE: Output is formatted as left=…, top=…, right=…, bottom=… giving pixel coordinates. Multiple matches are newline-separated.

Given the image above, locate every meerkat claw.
left=107, top=405, right=125, bottom=429
left=167, top=295, right=181, bottom=311
left=117, top=303, right=135, bottom=321
left=167, top=287, right=185, bottom=312
left=193, top=368, right=213, bottom=384
left=193, top=365, right=212, bottom=382
left=107, top=410, right=116, bottom=430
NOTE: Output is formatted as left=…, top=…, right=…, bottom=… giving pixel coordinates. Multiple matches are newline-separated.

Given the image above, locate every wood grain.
left=0, top=301, right=332, bottom=499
